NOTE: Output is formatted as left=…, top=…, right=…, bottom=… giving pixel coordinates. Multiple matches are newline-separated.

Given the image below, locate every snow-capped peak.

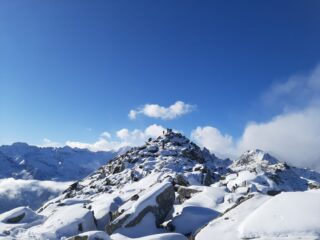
left=231, top=149, right=279, bottom=170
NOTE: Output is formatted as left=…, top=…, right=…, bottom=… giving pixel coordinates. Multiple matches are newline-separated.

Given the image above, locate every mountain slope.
left=1, top=130, right=319, bottom=240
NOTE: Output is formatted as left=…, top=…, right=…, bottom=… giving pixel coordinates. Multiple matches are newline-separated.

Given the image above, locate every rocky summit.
left=1, top=129, right=320, bottom=240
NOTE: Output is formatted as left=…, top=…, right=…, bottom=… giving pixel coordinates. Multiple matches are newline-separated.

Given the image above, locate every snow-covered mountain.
left=0, top=142, right=116, bottom=181
left=1, top=130, right=319, bottom=240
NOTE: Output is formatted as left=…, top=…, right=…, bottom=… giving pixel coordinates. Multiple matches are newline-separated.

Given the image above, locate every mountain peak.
left=60, top=130, right=219, bottom=200
left=231, top=149, right=279, bottom=170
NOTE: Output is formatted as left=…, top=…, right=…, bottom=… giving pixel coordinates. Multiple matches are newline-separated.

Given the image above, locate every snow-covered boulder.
left=0, top=206, right=44, bottom=235
left=90, top=193, right=123, bottom=230
left=239, top=190, right=320, bottom=239
left=0, top=206, right=40, bottom=224
left=20, top=204, right=96, bottom=239
left=106, top=181, right=175, bottom=236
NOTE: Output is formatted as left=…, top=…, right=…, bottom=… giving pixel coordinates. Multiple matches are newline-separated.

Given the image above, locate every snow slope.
left=195, top=194, right=272, bottom=240
left=239, top=190, right=320, bottom=239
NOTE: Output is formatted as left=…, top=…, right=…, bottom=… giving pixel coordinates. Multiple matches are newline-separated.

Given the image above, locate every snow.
left=111, top=232, right=187, bottom=240
left=181, top=186, right=226, bottom=210
left=170, top=186, right=228, bottom=234
left=239, top=190, right=320, bottom=239
left=195, top=194, right=271, bottom=240
left=172, top=206, right=219, bottom=235
left=16, top=204, right=96, bottom=239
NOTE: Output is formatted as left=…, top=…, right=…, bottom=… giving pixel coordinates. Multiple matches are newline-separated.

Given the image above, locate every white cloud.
left=100, top=131, right=111, bottom=139
left=129, top=101, right=195, bottom=120
left=191, top=126, right=235, bottom=159
left=116, top=129, right=130, bottom=140
left=128, top=110, right=137, bottom=120
left=145, top=124, right=166, bottom=138
left=65, top=138, right=121, bottom=152
left=263, top=64, right=320, bottom=109
left=66, top=124, right=166, bottom=152
left=237, top=107, right=320, bottom=170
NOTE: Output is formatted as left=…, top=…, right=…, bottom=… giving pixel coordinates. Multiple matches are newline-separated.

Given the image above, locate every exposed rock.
left=267, top=190, right=281, bottom=196
left=67, top=236, right=88, bottom=240
left=176, top=186, right=200, bottom=203
left=182, top=148, right=205, bottom=164
left=202, top=170, right=214, bottom=186
left=6, top=212, right=25, bottom=224
left=130, top=194, right=139, bottom=201
left=174, top=174, right=189, bottom=187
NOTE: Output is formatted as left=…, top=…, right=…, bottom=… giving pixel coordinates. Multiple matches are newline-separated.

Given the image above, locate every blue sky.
left=1, top=1, right=320, bottom=168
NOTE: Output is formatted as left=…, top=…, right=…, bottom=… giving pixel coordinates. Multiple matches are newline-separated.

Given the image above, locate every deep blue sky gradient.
left=1, top=0, right=320, bottom=144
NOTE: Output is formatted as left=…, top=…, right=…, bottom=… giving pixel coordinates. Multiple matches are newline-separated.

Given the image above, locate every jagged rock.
left=112, top=163, right=124, bottom=174
left=182, top=148, right=205, bottom=163
left=267, top=190, right=281, bottom=196
left=146, top=145, right=159, bottom=153
left=308, top=182, right=320, bottom=189
left=176, top=186, right=200, bottom=203
left=174, top=174, right=189, bottom=186
left=67, top=236, right=88, bottom=240
left=202, top=170, right=214, bottom=186
left=130, top=194, right=139, bottom=201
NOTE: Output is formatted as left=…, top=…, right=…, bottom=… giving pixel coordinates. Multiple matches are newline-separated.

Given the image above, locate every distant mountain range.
left=0, top=142, right=117, bottom=181
left=0, top=142, right=118, bottom=213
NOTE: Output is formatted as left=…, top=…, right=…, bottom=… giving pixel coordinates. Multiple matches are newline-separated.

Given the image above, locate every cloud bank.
left=192, top=64, right=320, bottom=171
left=129, top=101, right=195, bottom=120
left=192, top=107, right=320, bottom=170
left=66, top=124, right=165, bottom=152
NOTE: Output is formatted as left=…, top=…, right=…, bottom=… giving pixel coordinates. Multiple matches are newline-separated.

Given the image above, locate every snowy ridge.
left=0, top=130, right=319, bottom=240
